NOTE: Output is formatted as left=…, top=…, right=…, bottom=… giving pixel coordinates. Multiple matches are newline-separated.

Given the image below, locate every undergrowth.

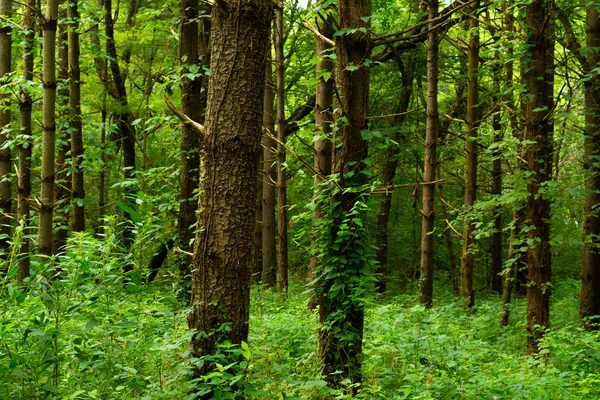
left=1, top=229, right=598, bottom=399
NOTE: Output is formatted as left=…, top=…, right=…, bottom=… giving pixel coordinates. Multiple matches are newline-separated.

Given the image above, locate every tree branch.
left=163, top=95, right=206, bottom=136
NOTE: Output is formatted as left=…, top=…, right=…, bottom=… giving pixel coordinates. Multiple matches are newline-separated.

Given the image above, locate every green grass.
left=1, top=234, right=599, bottom=399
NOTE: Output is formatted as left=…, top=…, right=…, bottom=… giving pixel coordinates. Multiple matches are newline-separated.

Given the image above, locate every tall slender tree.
left=39, top=0, right=60, bottom=256
left=275, top=6, right=288, bottom=295
left=460, top=0, right=480, bottom=308
left=581, top=0, right=600, bottom=329
left=0, top=0, right=12, bottom=254
left=262, top=49, right=277, bottom=287
left=317, top=0, right=370, bottom=389
left=69, top=0, right=85, bottom=233
left=53, top=16, right=71, bottom=255
left=178, top=0, right=206, bottom=293
left=523, top=0, right=554, bottom=352
left=308, top=5, right=334, bottom=308
left=187, top=0, right=272, bottom=382
left=17, top=0, right=35, bottom=282
left=419, top=0, right=439, bottom=307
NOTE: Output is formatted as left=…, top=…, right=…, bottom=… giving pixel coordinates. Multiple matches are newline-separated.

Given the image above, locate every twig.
left=163, top=95, right=206, bottom=136
left=302, top=19, right=335, bottom=47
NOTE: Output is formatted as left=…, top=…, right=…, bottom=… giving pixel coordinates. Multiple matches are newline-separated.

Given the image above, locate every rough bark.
left=0, top=0, right=12, bottom=255
left=523, top=0, right=554, bottom=353
left=581, top=3, right=600, bottom=329
left=318, top=0, right=370, bottom=389
left=178, top=0, right=206, bottom=293
left=187, top=0, right=272, bottom=384
left=374, top=53, right=415, bottom=294
left=17, top=0, right=35, bottom=283
left=275, top=7, right=288, bottom=296
left=69, top=0, right=85, bottom=233
left=39, top=0, right=60, bottom=257
left=419, top=0, right=439, bottom=307
left=262, top=50, right=277, bottom=287
left=308, top=7, right=334, bottom=309
left=460, top=0, right=480, bottom=308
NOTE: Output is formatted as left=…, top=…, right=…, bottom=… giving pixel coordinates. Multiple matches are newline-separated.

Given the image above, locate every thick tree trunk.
left=0, top=0, right=12, bottom=255
left=374, top=53, right=415, bottom=294
left=187, top=0, right=272, bottom=384
left=262, top=50, right=277, bottom=287
left=39, top=0, right=60, bottom=256
left=581, top=4, right=600, bottom=328
left=308, top=7, right=334, bottom=309
left=523, top=0, right=554, bottom=353
left=69, top=0, right=85, bottom=233
left=318, top=0, right=370, bottom=389
left=17, top=0, right=35, bottom=283
left=460, top=0, right=480, bottom=308
left=178, top=0, right=205, bottom=293
left=275, top=7, right=288, bottom=296
left=53, top=19, right=71, bottom=255
left=420, top=0, right=439, bottom=307
left=491, top=85, right=503, bottom=294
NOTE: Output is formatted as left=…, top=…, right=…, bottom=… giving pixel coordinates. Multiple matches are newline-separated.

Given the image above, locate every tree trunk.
left=187, top=0, right=272, bottom=384
left=308, top=6, right=334, bottom=309
left=420, top=0, right=439, bottom=307
left=581, top=4, right=600, bottom=328
left=53, top=18, right=71, bottom=255
left=0, top=0, right=12, bottom=256
left=523, top=0, right=554, bottom=353
left=17, top=0, right=35, bottom=283
left=318, top=0, right=370, bottom=390
left=490, top=78, right=503, bottom=294
left=178, top=0, right=206, bottom=294
left=105, top=0, right=136, bottom=254
left=262, top=49, right=277, bottom=287
left=460, top=0, right=480, bottom=308
left=69, top=0, right=85, bottom=233
left=39, top=0, right=60, bottom=257
left=275, top=7, right=288, bottom=296
left=374, top=53, right=415, bottom=294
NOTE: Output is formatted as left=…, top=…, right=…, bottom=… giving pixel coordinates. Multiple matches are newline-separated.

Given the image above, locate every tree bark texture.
left=262, top=50, right=277, bottom=287
left=523, top=0, right=554, bottom=353
left=460, top=0, right=480, bottom=308
left=0, top=0, right=12, bottom=255
left=318, top=0, right=370, bottom=389
left=581, top=4, right=600, bottom=328
left=187, top=0, right=272, bottom=380
left=419, top=0, right=439, bottom=308
left=39, top=0, right=60, bottom=257
left=375, top=53, right=415, bottom=294
left=275, top=7, right=288, bottom=296
left=308, top=7, right=334, bottom=309
left=69, top=0, right=85, bottom=233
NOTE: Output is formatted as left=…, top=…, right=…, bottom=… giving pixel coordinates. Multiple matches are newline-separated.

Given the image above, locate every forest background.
left=0, top=0, right=599, bottom=398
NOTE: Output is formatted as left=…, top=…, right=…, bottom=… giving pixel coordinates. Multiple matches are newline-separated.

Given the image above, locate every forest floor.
left=1, top=238, right=598, bottom=399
